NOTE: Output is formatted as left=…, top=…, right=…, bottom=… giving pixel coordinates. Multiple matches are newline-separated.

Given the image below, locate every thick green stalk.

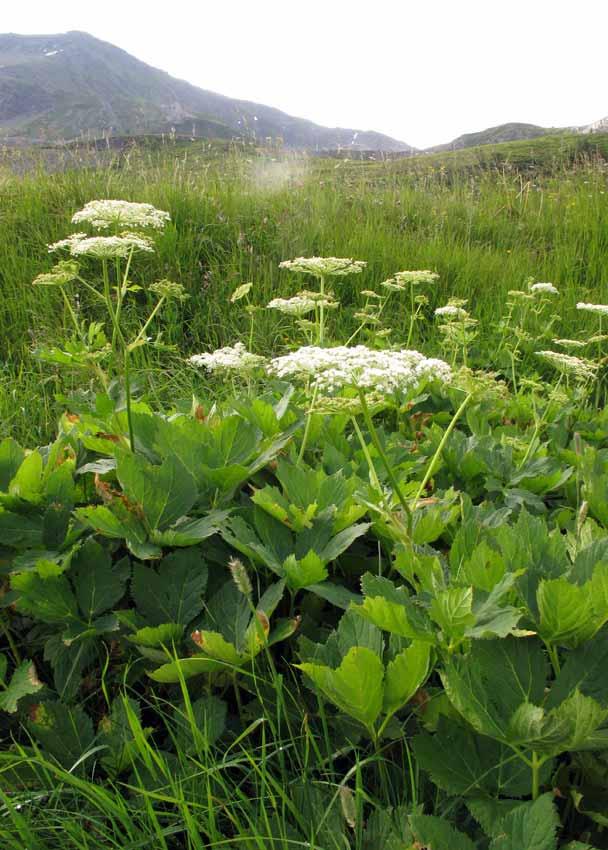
left=297, top=384, right=319, bottom=466
left=358, top=390, right=413, bottom=535
left=414, top=392, right=473, bottom=507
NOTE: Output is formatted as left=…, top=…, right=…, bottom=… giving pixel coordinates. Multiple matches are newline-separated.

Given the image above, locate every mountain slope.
left=425, top=122, right=557, bottom=153
left=0, top=31, right=413, bottom=151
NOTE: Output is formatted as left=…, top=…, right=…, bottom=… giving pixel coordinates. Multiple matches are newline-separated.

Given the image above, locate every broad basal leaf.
left=409, top=814, right=477, bottom=850
left=383, top=641, right=431, bottom=718
left=116, top=449, right=197, bottom=530
left=489, top=793, right=559, bottom=850
left=0, top=660, right=43, bottom=713
left=132, top=548, right=208, bottom=626
left=298, top=646, right=384, bottom=731
left=70, top=542, right=128, bottom=620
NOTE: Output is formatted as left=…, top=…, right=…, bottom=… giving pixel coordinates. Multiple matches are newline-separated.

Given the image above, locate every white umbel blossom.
left=49, top=232, right=154, bottom=258
left=530, top=282, right=559, bottom=295
left=268, top=345, right=451, bottom=395
left=71, top=200, right=170, bottom=230
left=267, top=296, right=317, bottom=316
left=189, top=342, right=265, bottom=373
left=576, top=302, right=608, bottom=316
left=382, top=270, right=439, bottom=290
left=279, top=257, right=366, bottom=277
left=536, top=350, right=597, bottom=380
left=435, top=305, right=468, bottom=319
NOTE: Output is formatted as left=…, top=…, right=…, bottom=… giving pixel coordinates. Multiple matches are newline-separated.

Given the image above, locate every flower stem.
left=357, top=390, right=413, bottom=535
left=297, top=384, right=319, bottom=466
left=319, top=275, right=326, bottom=345
left=414, top=392, right=473, bottom=507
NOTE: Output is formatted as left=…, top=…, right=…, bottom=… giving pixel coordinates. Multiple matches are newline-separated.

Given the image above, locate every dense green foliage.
left=2, top=148, right=608, bottom=848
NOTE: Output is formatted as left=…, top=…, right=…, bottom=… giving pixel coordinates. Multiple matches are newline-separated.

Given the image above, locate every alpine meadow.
left=3, top=132, right=608, bottom=850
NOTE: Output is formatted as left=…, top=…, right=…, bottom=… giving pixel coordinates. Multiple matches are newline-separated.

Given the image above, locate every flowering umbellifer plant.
left=279, top=256, right=366, bottom=344
left=34, top=199, right=185, bottom=451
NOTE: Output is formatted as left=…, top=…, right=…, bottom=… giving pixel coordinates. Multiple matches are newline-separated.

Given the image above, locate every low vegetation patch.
left=2, top=181, right=608, bottom=849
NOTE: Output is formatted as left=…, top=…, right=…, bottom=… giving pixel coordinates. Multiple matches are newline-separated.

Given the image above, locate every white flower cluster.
left=382, top=270, right=439, bottom=291
left=435, top=305, right=468, bottom=319
left=32, top=261, right=80, bottom=287
left=279, top=257, right=366, bottom=277
left=189, top=342, right=266, bottom=373
left=268, top=345, right=451, bottom=395
left=577, top=302, right=608, bottom=316
left=530, top=282, right=559, bottom=295
left=71, top=199, right=170, bottom=230
left=536, top=350, right=597, bottom=380
left=48, top=232, right=154, bottom=258
left=267, top=296, right=317, bottom=316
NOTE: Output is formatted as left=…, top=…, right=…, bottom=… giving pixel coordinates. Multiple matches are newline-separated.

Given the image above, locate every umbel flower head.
left=267, top=296, right=317, bottom=316
left=71, top=200, right=170, bottom=230
left=536, top=350, right=597, bottom=380
left=435, top=304, right=468, bottom=319
left=382, top=270, right=439, bottom=291
left=149, top=279, right=188, bottom=301
left=577, top=302, right=608, bottom=316
left=530, top=282, right=559, bottom=295
left=48, top=232, right=154, bottom=258
left=189, top=342, right=266, bottom=373
left=279, top=257, right=366, bottom=277
left=268, top=345, right=451, bottom=396
left=32, top=260, right=80, bottom=287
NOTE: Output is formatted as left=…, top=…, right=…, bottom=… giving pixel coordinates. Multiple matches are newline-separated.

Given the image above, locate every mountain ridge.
left=0, top=31, right=414, bottom=151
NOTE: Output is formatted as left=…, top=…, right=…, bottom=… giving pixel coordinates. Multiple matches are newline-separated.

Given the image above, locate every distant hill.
left=425, top=122, right=560, bottom=153
left=0, top=31, right=414, bottom=152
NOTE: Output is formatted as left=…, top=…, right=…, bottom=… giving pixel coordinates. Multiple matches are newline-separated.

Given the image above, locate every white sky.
left=4, top=0, right=608, bottom=148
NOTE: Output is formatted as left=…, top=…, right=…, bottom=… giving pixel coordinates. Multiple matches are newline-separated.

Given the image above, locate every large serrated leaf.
left=410, top=814, right=477, bottom=850
left=298, top=646, right=384, bottom=731
left=132, top=548, right=208, bottom=626
left=116, top=449, right=197, bottom=530
left=70, top=542, right=128, bottom=620
left=489, top=793, right=559, bottom=850
left=0, top=660, right=43, bottom=713
left=383, top=641, right=430, bottom=718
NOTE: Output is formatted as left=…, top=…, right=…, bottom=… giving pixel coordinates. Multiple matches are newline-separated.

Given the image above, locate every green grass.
left=1, top=134, right=608, bottom=443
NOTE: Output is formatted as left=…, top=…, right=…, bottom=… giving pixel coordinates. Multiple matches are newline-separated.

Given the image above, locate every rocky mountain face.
left=0, top=31, right=414, bottom=151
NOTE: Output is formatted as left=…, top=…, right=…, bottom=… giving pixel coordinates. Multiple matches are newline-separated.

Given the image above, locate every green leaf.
left=173, top=695, right=227, bottom=752
left=70, top=542, right=128, bottom=620
left=413, top=719, right=538, bottom=797
left=28, top=701, right=95, bottom=772
left=430, top=587, right=475, bottom=639
left=409, top=814, right=477, bottom=850
left=297, top=646, right=384, bottom=731
left=283, top=550, right=327, bottom=591
left=148, top=656, right=225, bottom=682
left=116, top=449, right=197, bottom=529
left=548, top=632, right=608, bottom=708
left=383, top=641, right=431, bottom=718
left=352, top=574, right=434, bottom=640
left=307, top=581, right=361, bottom=609
left=12, top=572, right=80, bottom=624
left=489, top=794, right=559, bottom=850
left=98, top=697, right=146, bottom=776
left=537, top=577, right=599, bottom=647
left=194, top=631, right=243, bottom=664
left=9, top=450, right=43, bottom=502
left=128, top=623, right=184, bottom=648
left=149, top=510, right=229, bottom=547
left=441, top=638, right=548, bottom=741
left=132, top=549, right=207, bottom=626
left=0, top=437, right=24, bottom=492
left=0, top=660, right=43, bottom=713
left=0, top=510, right=44, bottom=548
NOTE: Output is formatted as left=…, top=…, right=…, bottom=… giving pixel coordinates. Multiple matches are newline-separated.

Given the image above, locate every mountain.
left=425, top=122, right=558, bottom=153
left=0, top=31, right=413, bottom=152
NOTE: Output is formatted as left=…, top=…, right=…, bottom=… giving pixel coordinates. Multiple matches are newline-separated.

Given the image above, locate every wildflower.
left=32, top=260, right=80, bottom=286
left=381, top=270, right=439, bottom=291
left=268, top=345, right=451, bottom=396
left=230, top=282, right=253, bottom=303
left=279, top=257, right=366, bottom=277
left=188, top=342, right=265, bottom=373
left=530, top=282, right=559, bottom=295
left=435, top=305, right=468, bottom=319
left=71, top=199, right=170, bottom=230
left=149, top=280, right=188, bottom=301
left=49, top=232, right=154, bottom=258
left=266, top=296, right=317, bottom=316
left=536, top=350, right=597, bottom=380
left=552, top=338, right=587, bottom=349
left=576, top=302, right=608, bottom=316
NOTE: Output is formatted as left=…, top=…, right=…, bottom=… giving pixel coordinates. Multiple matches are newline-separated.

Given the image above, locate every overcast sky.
left=5, top=0, right=608, bottom=148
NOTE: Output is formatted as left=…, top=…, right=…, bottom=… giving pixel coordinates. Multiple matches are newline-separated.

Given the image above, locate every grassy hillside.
left=1, top=133, right=608, bottom=442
